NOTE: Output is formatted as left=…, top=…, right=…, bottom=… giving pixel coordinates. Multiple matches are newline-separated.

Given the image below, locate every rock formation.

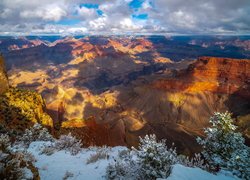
left=0, top=56, right=53, bottom=133
left=153, top=57, right=250, bottom=98
left=0, top=54, right=9, bottom=94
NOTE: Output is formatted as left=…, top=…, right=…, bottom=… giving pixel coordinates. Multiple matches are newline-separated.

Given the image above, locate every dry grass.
left=40, top=146, right=55, bottom=156
left=86, top=148, right=109, bottom=164
left=63, top=171, right=74, bottom=180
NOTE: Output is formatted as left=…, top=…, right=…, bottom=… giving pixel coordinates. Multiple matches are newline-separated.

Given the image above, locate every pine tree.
left=136, top=134, right=178, bottom=179
left=197, top=112, right=250, bottom=179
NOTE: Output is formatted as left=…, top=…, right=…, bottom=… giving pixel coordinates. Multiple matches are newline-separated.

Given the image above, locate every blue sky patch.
left=56, top=19, right=81, bottom=25
left=79, top=3, right=99, bottom=9
left=97, top=9, right=103, bottom=16
left=129, top=0, right=144, bottom=9
left=78, top=3, right=103, bottom=16
left=132, top=13, right=148, bottom=20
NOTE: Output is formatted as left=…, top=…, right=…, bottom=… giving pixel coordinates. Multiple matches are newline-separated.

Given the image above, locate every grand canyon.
left=1, top=36, right=249, bottom=154
left=0, top=0, right=250, bottom=179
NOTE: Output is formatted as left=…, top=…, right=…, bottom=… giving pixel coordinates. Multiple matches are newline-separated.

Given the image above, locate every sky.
left=0, top=0, right=250, bottom=35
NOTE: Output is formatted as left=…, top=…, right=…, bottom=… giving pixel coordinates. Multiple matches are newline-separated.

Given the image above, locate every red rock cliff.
left=153, top=57, right=250, bottom=99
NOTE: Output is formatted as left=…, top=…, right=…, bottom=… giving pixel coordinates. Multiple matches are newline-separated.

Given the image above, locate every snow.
left=165, top=164, right=236, bottom=180
left=27, top=141, right=127, bottom=180
left=23, top=167, right=33, bottom=179
left=26, top=141, right=237, bottom=180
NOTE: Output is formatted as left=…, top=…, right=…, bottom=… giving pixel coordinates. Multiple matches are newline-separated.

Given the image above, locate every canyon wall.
left=0, top=54, right=9, bottom=94
left=82, top=57, right=250, bottom=154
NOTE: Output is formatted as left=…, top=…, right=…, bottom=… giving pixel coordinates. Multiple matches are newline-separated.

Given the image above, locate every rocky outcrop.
left=0, top=54, right=9, bottom=94
left=0, top=88, right=53, bottom=133
left=153, top=57, right=250, bottom=99
left=0, top=55, right=53, bottom=133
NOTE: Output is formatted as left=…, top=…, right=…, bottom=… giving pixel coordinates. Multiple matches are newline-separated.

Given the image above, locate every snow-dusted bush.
left=0, top=151, right=26, bottom=179
left=197, top=112, right=250, bottom=179
left=118, top=149, right=130, bottom=159
left=107, top=134, right=179, bottom=180
left=86, top=147, right=110, bottom=164
left=136, top=134, right=178, bottom=179
left=0, top=133, right=38, bottom=180
left=107, top=160, right=135, bottom=180
left=106, top=150, right=139, bottom=180
left=54, top=133, right=82, bottom=155
left=19, top=123, right=53, bottom=146
left=0, top=133, right=11, bottom=152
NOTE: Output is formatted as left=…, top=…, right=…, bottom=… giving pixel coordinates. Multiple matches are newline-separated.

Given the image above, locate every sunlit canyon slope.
left=1, top=36, right=250, bottom=154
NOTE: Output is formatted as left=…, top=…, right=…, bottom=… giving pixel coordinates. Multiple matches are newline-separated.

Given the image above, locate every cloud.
left=120, top=18, right=142, bottom=30
left=77, top=7, right=97, bottom=20
left=0, top=0, right=249, bottom=35
left=151, top=0, right=250, bottom=34
left=20, top=5, right=67, bottom=22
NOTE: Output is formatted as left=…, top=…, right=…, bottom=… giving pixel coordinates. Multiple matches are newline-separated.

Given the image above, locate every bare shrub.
left=178, top=153, right=208, bottom=171
left=54, top=133, right=82, bottom=155
left=40, top=146, right=55, bottom=156
left=22, top=151, right=36, bottom=163
left=63, top=171, right=74, bottom=180
left=86, top=147, right=109, bottom=164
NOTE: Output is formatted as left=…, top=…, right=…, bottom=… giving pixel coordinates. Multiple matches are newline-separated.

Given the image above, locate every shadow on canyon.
left=3, top=43, right=74, bottom=70
left=76, top=58, right=250, bottom=155
left=148, top=36, right=250, bottom=61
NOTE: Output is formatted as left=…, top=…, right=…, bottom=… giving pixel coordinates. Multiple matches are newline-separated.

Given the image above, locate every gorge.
left=0, top=36, right=249, bottom=155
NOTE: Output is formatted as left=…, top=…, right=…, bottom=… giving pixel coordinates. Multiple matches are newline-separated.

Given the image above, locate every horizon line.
left=1, top=33, right=250, bottom=37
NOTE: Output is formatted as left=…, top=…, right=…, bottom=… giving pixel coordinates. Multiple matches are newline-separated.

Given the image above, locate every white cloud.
left=142, top=0, right=152, bottom=10
left=68, top=27, right=88, bottom=34
left=20, top=5, right=67, bottom=22
left=89, top=16, right=107, bottom=30
left=120, top=18, right=141, bottom=30
left=76, top=6, right=98, bottom=20
left=0, top=0, right=249, bottom=35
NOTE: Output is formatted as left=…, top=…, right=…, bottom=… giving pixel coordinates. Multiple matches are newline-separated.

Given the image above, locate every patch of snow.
left=26, top=142, right=237, bottom=180
left=27, top=141, right=127, bottom=180
left=164, top=164, right=237, bottom=180
left=23, top=167, right=33, bottom=179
